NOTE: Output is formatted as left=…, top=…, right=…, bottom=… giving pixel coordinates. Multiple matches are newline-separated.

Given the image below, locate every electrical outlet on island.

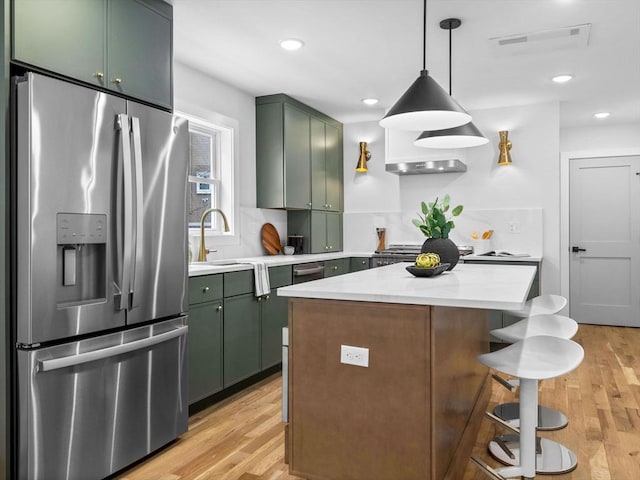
left=340, top=345, right=369, bottom=367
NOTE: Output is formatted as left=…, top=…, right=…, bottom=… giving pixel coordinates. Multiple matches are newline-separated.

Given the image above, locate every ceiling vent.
left=489, top=23, right=591, bottom=56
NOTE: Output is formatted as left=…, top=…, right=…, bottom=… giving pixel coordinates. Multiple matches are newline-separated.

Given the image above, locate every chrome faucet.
left=198, top=208, right=230, bottom=262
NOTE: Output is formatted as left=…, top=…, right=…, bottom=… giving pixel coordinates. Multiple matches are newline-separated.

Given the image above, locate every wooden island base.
left=288, top=298, right=490, bottom=480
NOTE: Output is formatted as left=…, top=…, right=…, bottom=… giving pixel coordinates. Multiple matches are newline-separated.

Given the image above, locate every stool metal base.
left=488, top=434, right=578, bottom=475
left=494, top=402, right=568, bottom=431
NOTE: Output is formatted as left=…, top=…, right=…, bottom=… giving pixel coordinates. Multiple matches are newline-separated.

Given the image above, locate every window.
left=178, top=111, right=236, bottom=236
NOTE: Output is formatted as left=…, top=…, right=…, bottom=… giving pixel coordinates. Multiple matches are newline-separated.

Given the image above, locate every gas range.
left=371, top=243, right=473, bottom=267
left=371, top=244, right=422, bottom=267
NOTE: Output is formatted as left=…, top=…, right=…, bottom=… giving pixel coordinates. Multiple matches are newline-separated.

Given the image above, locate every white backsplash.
left=344, top=208, right=543, bottom=256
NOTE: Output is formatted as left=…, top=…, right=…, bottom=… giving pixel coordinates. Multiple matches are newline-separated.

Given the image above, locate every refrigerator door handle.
left=115, top=114, right=133, bottom=310
left=130, top=117, right=144, bottom=308
left=37, top=325, right=188, bottom=372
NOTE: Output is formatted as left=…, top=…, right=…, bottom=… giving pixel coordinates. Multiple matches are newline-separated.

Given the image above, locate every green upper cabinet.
left=12, top=0, right=172, bottom=109
left=311, top=118, right=342, bottom=212
left=256, top=94, right=342, bottom=211
left=288, top=210, right=342, bottom=254
left=12, top=0, right=106, bottom=87
left=107, top=0, right=172, bottom=108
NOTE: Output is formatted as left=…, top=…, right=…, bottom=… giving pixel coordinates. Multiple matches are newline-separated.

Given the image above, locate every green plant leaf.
left=412, top=219, right=423, bottom=228
left=419, top=225, right=430, bottom=236
left=421, top=201, right=428, bottom=215
left=452, top=205, right=463, bottom=216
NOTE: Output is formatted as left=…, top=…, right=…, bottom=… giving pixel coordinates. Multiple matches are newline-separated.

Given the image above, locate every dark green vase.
left=420, top=238, right=460, bottom=271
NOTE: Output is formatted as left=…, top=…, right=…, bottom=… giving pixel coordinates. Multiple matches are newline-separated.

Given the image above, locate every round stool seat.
left=491, top=314, right=578, bottom=343
left=505, top=294, right=567, bottom=318
left=477, top=335, right=584, bottom=380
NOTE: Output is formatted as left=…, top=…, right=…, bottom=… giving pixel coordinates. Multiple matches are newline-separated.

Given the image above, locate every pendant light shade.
left=414, top=18, right=488, bottom=148
left=414, top=122, right=488, bottom=148
left=379, top=1, right=471, bottom=131
left=379, top=70, right=471, bottom=130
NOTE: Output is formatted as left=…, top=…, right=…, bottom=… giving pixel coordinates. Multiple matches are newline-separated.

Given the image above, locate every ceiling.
left=173, top=0, right=640, bottom=128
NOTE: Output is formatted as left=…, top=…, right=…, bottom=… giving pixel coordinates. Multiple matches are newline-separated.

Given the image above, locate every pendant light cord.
left=422, top=0, right=427, bottom=70
left=448, top=21, right=452, bottom=95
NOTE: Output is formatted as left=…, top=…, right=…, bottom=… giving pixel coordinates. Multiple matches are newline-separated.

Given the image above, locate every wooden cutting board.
left=261, top=223, right=282, bottom=255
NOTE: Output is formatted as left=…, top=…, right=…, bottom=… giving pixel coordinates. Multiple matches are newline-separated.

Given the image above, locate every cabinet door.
left=12, top=0, right=106, bottom=87
left=325, top=258, right=350, bottom=277
left=223, top=294, right=261, bottom=387
left=326, top=212, right=342, bottom=252
left=188, top=301, right=223, bottom=404
left=108, top=0, right=172, bottom=108
left=324, top=123, right=342, bottom=212
left=284, top=104, right=311, bottom=209
left=310, top=117, right=327, bottom=210
left=310, top=211, right=328, bottom=253
left=261, top=294, right=288, bottom=369
left=350, top=257, right=370, bottom=272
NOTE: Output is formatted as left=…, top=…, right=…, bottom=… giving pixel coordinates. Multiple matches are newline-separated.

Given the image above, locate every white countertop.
left=462, top=254, right=542, bottom=263
left=188, top=251, right=372, bottom=277
left=277, top=262, right=537, bottom=310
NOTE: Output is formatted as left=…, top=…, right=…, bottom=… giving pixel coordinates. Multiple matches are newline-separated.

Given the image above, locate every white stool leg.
left=519, top=378, right=538, bottom=478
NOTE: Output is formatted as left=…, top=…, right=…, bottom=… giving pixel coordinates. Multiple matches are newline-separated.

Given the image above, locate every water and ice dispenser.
left=56, top=213, right=107, bottom=306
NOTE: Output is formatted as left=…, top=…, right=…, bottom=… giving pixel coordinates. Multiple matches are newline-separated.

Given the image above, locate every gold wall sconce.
left=356, top=141, right=371, bottom=172
left=497, top=130, right=513, bottom=166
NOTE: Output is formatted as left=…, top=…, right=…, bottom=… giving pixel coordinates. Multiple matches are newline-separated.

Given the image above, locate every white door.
left=569, top=156, right=640, bottom=326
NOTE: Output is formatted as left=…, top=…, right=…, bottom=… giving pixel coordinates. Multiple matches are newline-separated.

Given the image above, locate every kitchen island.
left=278, top=262, right=537, bottom=480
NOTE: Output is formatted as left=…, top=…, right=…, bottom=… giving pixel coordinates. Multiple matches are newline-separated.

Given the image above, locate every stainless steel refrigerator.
left=13, top=72, right=189, bottom=479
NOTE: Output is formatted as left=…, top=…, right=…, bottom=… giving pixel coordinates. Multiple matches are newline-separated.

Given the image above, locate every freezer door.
left=17, top=317, right=188, bottom=480
left=15, top=73, right=127, bottom=345
left=125, top=101, right=188, bottom=324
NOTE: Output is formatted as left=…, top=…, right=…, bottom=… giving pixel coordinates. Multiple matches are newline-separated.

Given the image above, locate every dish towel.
left=246, top=261, right=270, bottom=297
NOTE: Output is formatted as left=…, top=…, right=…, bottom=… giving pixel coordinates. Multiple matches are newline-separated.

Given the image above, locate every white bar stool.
left=471, top=335, right=584, bottom=480
left=491, top=313, right=578, bottom=431
left=503, top=294, right=567, bottom=319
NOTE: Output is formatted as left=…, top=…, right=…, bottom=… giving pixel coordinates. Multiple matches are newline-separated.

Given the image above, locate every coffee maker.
left=288, top=235, right=304, bottom=254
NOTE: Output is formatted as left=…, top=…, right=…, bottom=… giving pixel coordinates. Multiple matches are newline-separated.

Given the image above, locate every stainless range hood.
left=385, top=158, right=467, bottom=175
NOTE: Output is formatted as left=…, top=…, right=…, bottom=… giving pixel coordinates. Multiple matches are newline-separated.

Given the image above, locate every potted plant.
left=412, top=194, right=463, bottom=270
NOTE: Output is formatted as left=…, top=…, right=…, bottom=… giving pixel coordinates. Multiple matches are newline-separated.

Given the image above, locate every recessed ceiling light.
left=362, top=98, right=379, bottom=106
left=279, top=38, right=304, bottom=51
left=593, top=112, right=611, bottom=119
left=552, top=74, right=573, bottom=83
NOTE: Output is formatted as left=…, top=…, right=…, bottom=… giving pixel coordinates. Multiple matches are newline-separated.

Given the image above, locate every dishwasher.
left=283, top=262, right=325, bottom=421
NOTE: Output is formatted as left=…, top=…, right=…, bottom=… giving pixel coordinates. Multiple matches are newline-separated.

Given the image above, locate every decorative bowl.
left=406, top=263, right=450, bottom=278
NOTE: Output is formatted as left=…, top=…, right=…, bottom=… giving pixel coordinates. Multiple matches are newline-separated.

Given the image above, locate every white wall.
left=174, top=61, right=287, bottom=259
left=343, top=102, right=562, bottom=293
left=560, top=123, right=640, bottom=152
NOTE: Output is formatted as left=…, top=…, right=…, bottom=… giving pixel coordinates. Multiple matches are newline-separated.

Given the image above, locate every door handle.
left=571, top=246, right=586, bottom=253
left=38, top=325, right=188, bottom=372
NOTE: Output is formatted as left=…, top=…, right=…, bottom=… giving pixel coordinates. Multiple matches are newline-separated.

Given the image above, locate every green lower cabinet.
left=223, top=293, right=261, bottom=387
left=187, top=300, right=223, bottom=404
left=325, top=258, right=350, bottom=277
left=260, top=293, right=288, bottom=369
left=350, top=257, right=371, bottom=272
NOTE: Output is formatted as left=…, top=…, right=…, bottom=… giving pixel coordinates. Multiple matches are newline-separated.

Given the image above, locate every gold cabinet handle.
left=265, top=295, right=270, bottom=300
left=332, top=266, right=338, bottom=271
left=111, top=77, right=122, bottom=85
left=258, top=297, right=262, bottom=302
left=93, top=72, right=104, bottom=79
left=216, top=305, right=222, bottom=311
left=202, top=286, right=210, bottom=293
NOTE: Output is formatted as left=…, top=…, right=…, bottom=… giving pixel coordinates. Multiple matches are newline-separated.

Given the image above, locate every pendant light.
left=379, top=0, right=471, bottom=131
left=414, top=18, right=488, bottom=148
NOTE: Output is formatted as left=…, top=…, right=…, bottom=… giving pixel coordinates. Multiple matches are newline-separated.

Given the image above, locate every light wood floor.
left=117, top=324, right=640, bottom=480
